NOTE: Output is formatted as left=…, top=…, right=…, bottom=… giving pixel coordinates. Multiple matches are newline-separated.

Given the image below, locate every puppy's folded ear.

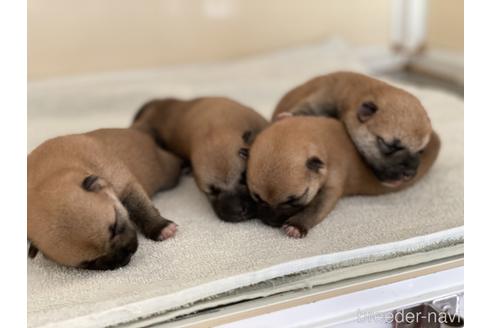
left=81, top=175, right=107, bottom=192
left=28, top=243, right=39, bottom=258
left=357, top=101, right=378, bottom=122
left=306, top=156, right=324, bottom=173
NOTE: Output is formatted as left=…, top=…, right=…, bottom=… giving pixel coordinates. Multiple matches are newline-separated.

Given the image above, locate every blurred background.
left=27, top=0, right=464, bottom=150
left=28, top=0, right=463, bottom=95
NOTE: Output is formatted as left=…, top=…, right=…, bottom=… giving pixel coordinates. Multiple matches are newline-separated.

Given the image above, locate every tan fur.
left=132, top=97, right=268, bottom=222
left=28, top=128, right=182, bottom=268
left=248, top=116, right=440, bottom=237
left=273, top=71, right=433, bottom=184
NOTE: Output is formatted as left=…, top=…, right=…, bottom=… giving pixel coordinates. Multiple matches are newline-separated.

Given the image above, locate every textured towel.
left=27, top=39, right=463, bottom=328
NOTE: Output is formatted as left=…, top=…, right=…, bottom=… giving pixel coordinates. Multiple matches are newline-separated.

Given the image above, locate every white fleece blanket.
left=27, top=39, right=463, bottom=328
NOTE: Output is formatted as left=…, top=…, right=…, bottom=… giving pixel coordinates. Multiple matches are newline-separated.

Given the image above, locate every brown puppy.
left=247, top=116, right=440, bottom=238
left=273, top=71, right=432, bottom=187
left=28, top=128, right=182, bottom=269
left=132, top=97, right=268, bottom=222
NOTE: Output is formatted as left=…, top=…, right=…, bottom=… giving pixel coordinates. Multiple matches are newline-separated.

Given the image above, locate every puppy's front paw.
left=148, top=219, right=178, bottom=241
left=157, top=222, right=177, bottom=241
left=282, top=224, right=308, bottom=239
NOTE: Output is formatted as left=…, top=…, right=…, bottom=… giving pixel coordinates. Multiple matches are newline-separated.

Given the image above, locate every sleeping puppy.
left=28, top=128, right=182, bottom=269
left=273, top=71, right=432, bottom=188
left=247, top=116, right=440, bottom=238
left=132, top=97, right=268, bottom=222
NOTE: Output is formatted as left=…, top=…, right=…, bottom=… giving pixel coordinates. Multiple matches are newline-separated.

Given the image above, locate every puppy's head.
left=28, top=172, right=138, bottom=270
left=247, top=119, right=326, bottom=227
left=344, top=87, right=432, bottom=187
left=192, top=130, right=259, bottom=222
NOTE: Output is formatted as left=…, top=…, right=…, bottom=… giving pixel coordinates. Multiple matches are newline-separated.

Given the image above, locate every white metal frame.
left=220, top=266, right=463, bottom=328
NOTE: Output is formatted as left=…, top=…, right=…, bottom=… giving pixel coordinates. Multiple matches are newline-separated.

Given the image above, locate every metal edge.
left=138, top=251, right=463, bottom=328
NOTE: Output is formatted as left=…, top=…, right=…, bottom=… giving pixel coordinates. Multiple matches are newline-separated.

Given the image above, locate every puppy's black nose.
left=403, top=155, right=419, bottom=169
left=401, top=155, right=419, bottom=178
left=212, top=190, right=257, bottom=222
left=257, top=204, right=286, bottom=227
left=79, top=238, right=138, bottom=270
left=239, top=203, right=248, bottom=216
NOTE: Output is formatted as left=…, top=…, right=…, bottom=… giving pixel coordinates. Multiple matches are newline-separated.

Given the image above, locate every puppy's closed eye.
left=252, top=192, right=267, bottom=204
left=306, top=157, right=324, bottom=173
left=280, top=188, right=309, bottom=207
left=377, top=137, right=404, bottom=156
left=81, top=175, right=106, bottom=192
left=281, top=196, right=302, bottom=208
left=357, top=101, right=378, bottom=122
left=109, top=220, right=126, bottom=239
left=109, top=222, right=118, bottom=239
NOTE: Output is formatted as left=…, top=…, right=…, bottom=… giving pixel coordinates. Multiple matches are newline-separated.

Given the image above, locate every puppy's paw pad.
left=282, top=224, right=307, bottom=238
left=158, top=223, right=177, bottom=241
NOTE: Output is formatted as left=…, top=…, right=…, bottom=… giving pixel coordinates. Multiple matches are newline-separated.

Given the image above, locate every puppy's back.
left=131, top=97, right=268, bottom=157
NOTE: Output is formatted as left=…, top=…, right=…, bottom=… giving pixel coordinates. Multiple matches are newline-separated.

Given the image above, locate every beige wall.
left=28, top=0, right=391, bottom=80
left=427, top=0, right=464, bottom=51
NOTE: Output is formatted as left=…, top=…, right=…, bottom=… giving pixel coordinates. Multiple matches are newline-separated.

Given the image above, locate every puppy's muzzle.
left=211, top=190, right=258, bottom=222
left=257, top=204, right=302, bottom=227
left=373, top=152, right=420, bottom=185
left=80, top=224, right=138, bottom=270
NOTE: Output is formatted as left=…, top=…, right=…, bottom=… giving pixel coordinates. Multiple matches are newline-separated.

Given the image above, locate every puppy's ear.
left=357, top=101, right=378, bottom=122
left=306, top=156, right=324, bottom=173
left=81, top=175, right=106, bottom=192
left=28, top=243, right=39, bottom=258
left=273, top=112, right=293, bottom=122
